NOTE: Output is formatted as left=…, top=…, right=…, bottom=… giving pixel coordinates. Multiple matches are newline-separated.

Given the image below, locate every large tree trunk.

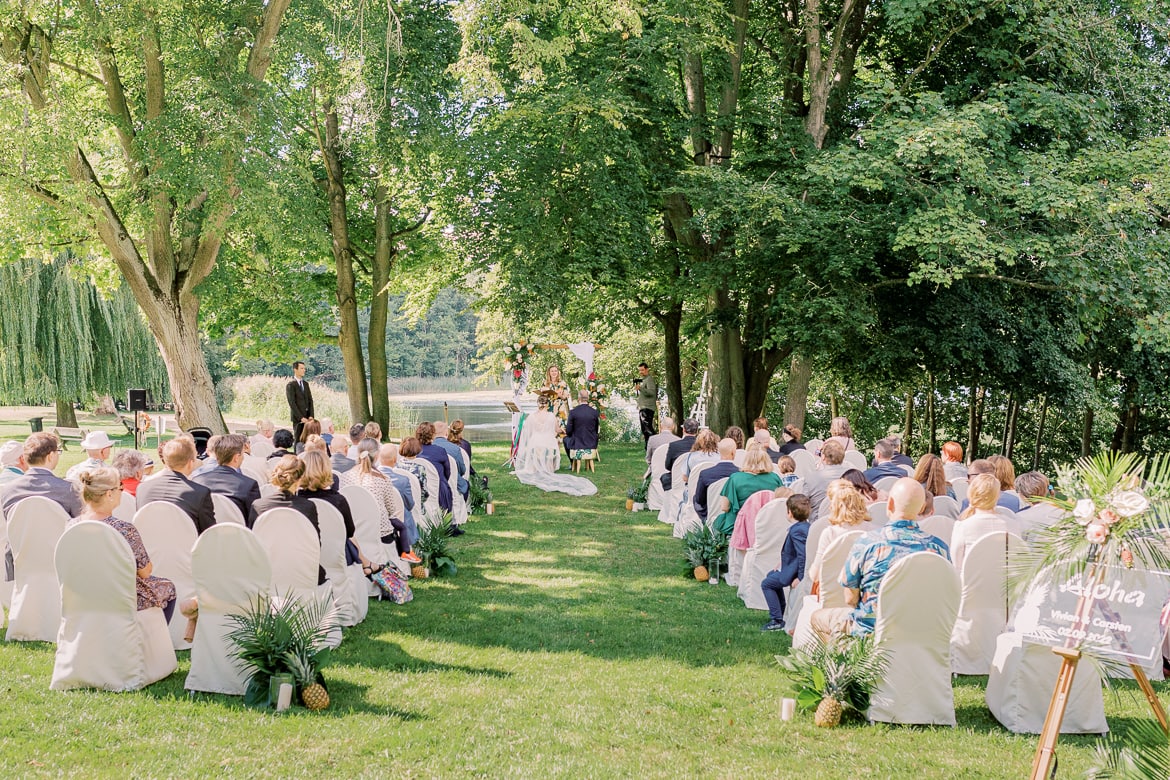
left=1032, top=396, right=1048, bottom=470
left=54, top=398, right=78, bottom=429
left=706, top=289, right=747, bottom=432
left=966, top=385, right=980, bottom=462
left=903, top=391, right=914, bottom=443
left=926, top=374, right=937, bottom=455
left=322, top=100, right=371, bottom=425
left=140, top=291, right=225, bottom=431
left=659, top=304, right=685, bottom=426
left=368, top=187, right=393, bottom=440
left=783, top=355, right=812, bottom=432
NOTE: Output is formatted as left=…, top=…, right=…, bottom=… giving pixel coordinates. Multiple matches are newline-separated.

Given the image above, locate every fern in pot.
left=776, top=633, right=887, bottom=727
left=682, top=525, right=727, bottom=581
left=415, top=510, right=458, bottom=578
left=227, top=593, right=338, bottom=710
left=468, top=476, right=494, bottom=515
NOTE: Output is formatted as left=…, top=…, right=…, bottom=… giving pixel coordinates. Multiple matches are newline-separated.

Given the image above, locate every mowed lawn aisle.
left=0, top=443, right=1121, bottom=777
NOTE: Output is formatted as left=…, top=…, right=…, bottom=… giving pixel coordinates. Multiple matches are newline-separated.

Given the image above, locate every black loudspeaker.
left=128, top=389, right=148, bottom=412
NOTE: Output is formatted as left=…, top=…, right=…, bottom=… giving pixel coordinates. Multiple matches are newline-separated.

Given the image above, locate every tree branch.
left=244, top=0, right=292, bottom=81
left=869, top=273, right=1067, bottom=292
left=78, top=0, right=140, bottom=179
left=388, top=208, right=432, bottom=241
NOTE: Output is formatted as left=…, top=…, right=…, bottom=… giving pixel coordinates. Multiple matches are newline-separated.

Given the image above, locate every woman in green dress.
left=713, top=446, right=783, bottom=536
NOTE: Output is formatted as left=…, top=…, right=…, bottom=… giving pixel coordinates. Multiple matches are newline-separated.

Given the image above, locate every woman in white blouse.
left=809, top=479, right=872, bottom=587
left=950, top=472, right=1019, bottom=573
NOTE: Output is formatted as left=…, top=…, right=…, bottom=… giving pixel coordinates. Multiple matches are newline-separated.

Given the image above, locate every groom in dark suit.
left=563, top=390, right=600, bottom=458
left=286, top=360, right=314, bottom=441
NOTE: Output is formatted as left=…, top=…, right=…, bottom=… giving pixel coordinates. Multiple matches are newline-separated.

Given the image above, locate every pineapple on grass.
left=777, top=633, right=887, bottom=727
left=287, top=648, right=330, bottom=711
left=682, top=525, right=726, bottom=581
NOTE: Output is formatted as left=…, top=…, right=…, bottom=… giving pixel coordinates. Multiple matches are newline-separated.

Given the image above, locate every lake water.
left=392, top=399, right=521, bottom=442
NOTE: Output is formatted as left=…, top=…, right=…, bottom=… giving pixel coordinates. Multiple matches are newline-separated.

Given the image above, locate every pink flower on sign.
left=1099, top=508, right=1120, bottom=526
left=1085, top=523, right=1109, bottom=544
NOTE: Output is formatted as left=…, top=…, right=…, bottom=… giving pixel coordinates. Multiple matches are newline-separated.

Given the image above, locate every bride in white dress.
left=513, top=395, right=597, bottom=496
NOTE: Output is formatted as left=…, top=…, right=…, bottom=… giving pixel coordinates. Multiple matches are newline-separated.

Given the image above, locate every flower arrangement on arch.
left=505, top=341, right=536, bottom=385
left=1023, top=452, right=1170, bottom=577
left=581, top=372, right=609, bottom=419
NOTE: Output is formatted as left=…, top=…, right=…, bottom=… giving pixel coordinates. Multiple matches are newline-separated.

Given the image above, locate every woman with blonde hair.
left=682, top=429, right=721, bottom=481
left=808, top=479, right=871, bottom=586
left=914, top=453, right=953, bottom=499
left=987, top=454, right=1023, bottom=511
left=340, top=439, right=421, bottom=563
left=77, top=467, right=176, bottom=620
left=541, top=365, right=571, bottom=425
left=712, top=447, right=782, bottom=536
left=827, top=417, right=856, bottom=451
left=951, top=472, right=1019, bottom=573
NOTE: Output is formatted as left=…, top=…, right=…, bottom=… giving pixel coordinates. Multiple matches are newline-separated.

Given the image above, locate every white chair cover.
left=210, top=493, right=245, bottom=525
left=673, top=461, right=714, bottom=539
left=448, top=454, right=468, bottom=527
left=918, top=515, right=956, bottom=549
left=340, top=484, right=408, bottom=579
left=867, top=501, right=889, bottom=526
left=112, top=491, right=137, bottom=523
left=933, top=495, right=960, bottom=519
left=646, top=445, right=669, bottom=511
left=657, top=458, right=689, bottom=525
left=843, top=450, right=868, bottom=471
left=705, top=478, right=729, bottom=529
left=241, top=455, right=268, bottom=486
left=248, top=440, right=274, bottom=459
left=254, top=508, right=321, bottom=604
left=0, top=504, right=9, bottom=618
left=986, top=633, right=1108, bottom=734
left=50, top=521, right=176, bottom=690
left=416, top=459, right=442, bottom=525
left=732, top=449, right=746, bottom=468
left=737, top=501, right=791, bottom=610
left=951, top=532, right=1027, bottom=674
left=725, top=497, right=784, bottom=587
left=6, top=497, right=68, bottom=642
left=312, top=499, right=361, bottom=629
left=867, top=552, right=961, bottom=726
left=185, top=524, right=272, bottom=695
left=873, top=476, right=899, bottom=494
left=789, top=449, right=817, bottom=480
left=951, top=477, right=969, bottom=503
left=135, top=501, right=199, bottom=650
left=790, top=530, right=865, bottom=650
left=804, top=439, right=824, bottom=453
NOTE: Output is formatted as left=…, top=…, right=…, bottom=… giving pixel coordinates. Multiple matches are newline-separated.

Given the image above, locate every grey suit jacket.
left=137, top=470, right=217, bottom=535
left=331, top=452, right=356, bottom=474
left=192, top=465, right=261, bottom=524
left=1, top=467, right=83, bottom=519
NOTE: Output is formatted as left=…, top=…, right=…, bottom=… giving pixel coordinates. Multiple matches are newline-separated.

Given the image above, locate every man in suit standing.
left=563, top=390, right=600, bottom=459
left=286, top=360, right=314, bottom=442
left=192, top=433, right=261, bottom=524
left=2, top=432, right=82, bottom=581
left=137, top=436, right=217, bottom=534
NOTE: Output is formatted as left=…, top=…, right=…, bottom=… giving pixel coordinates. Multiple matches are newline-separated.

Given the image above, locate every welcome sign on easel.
left=1019, top=564, right=1170, bottom=664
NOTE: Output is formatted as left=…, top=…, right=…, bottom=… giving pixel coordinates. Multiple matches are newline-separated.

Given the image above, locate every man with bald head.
left=692, top=438, right=739, bottom=523
left=811, top=477, right=950, bottom=638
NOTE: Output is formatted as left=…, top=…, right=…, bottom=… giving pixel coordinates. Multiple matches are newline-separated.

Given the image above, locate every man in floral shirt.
left=811, top=477, right=951, bottom=638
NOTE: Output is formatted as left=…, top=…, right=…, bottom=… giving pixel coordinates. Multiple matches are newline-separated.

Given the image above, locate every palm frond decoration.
left=1088, top=718, right=1170, bottom=779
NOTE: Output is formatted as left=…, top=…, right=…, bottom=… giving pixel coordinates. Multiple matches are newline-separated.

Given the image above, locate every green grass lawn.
left=1, top=442, right=1160, bottom=777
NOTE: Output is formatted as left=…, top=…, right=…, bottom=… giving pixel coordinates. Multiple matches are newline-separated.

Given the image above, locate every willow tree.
left=0, top=255, right=168, bottom=426
left=0, top=1, right=292, bottom=432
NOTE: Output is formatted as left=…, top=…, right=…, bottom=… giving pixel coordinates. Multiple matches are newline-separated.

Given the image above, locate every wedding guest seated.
left=415, top=421, right=453, bottom=515
left=296, top=419, right=328, bottom=455
left=777, top=456, right=801, bottom=490
left=189, top=434, right=220, bottom=478
left=724, top=426, right=746, bottom=452
left=645, top=416, right=679, bottom=463
left=863, top=438, right=905, bottom=483
left=753, top=417, right=779, bottom=451
left=712, top=447, right=783, bottom=536
left=330, top=435, right=356, bottom=474
left=301, top=436, right=329, bottom=458
left=434, top=421, right=469, bottom=498
left=693, top=438, right=739, bottom=522
left=341, top=439, right=421, bottom=563
left=808, top=480, right=872, bottom=588
left=252, top=455, right=326, bottom=585
left=960, top=459, right=1024, bottom=513
left=318, top=417, right=335, bottom=449
left=298, top=450, right=374, bottom=570
left=951, top=473, right=1020, bottom=573
left=760, top=494, right=812, bottom=632
left=378, top=444, right=419, bottom=546
left=65, top=431, right=116, bottom=483
left=914, top=453, right=954, bottom=500
left=826, top=416, right=857, bottom=452
left=3, top=432, right=83, bottom=581
left=137, top=436, right=216, bottom=534
left=250, top=420, right=275, bottom=450
left=364, top=421, right=382, bottom=445
left=449, top=420, right=473, bottom=476
left=811, top=478, right=949, bottom=638
left=562, top=392, right=600, bottom=461
left=840, top=469, right=881, bottom=503
left=888, top=436, right=913, bottom=468
left=0, top=440, right=24, bottom=488
left=77, top=466, right=176, bottom=621
left=661, top=418, right=700, bottom=490
left=346, top=423, right=365, bottom=459
left=777, top=424, right=805, bottom=456
left=397, top=437, right=431, bottom=509
left=112, top=450, right=151, bottom=497
left=192, top=433, right=262, bottom=524
left=1014, top=471, right=1061, bottom=537
left=802, top=440, right=850, bottom=521
left=941, top=441, right=967, bottom=483
left=988, top=454, right=1025, bottom=511
left=268, top=429, right=295, bottom=460
left=681, top=430, right=720, bottom=483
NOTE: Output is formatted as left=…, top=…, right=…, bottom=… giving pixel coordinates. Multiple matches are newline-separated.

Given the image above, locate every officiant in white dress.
left=513, top=391, right=597, bottom=496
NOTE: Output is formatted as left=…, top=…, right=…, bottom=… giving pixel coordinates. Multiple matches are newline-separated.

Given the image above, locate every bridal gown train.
left=512, top=409, right=598, bottom=496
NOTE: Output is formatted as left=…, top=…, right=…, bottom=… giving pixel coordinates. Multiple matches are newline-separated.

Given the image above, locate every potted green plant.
left=631, top=475, right=650, bottom=511
left=625, top=481, right=639, bottom=511
left=776, top=633, right=888, bottom=727
left=468, top=476, right=494, bottom=515
left=226, top=593, right=338, bottom=710
left=682, top=525, right=728, bottom=581
left=415, top=510, right=458, bottom=579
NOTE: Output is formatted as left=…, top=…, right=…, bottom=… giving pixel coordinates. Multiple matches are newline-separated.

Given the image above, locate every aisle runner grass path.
left=0, top=443, right=1150, bottom=777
